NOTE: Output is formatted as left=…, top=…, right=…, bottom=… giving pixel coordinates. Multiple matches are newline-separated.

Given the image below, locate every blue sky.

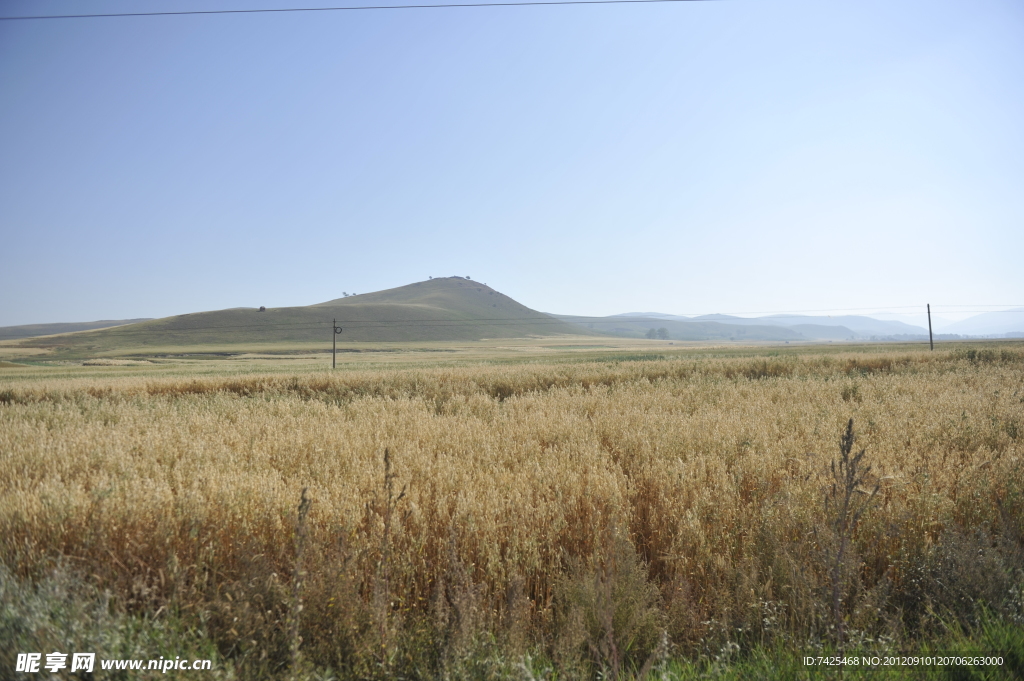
left=1, top=0, right=1022, bottom=326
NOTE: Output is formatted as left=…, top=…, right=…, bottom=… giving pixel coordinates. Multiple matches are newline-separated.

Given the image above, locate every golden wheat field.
left=2, top=343, right=1023, bottom=679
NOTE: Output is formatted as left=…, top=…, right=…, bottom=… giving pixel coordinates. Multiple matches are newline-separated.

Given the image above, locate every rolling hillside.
left=9, top=278, right=586, bottom=357
left=0, top=319, right=152, bottom=341
left=11, top=278, right=964, bottom=360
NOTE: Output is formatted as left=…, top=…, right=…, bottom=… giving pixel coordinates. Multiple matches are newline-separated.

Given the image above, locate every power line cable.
left=1, top=315, right=606, bottom=339
left=0, top=0, right=710, bottom=21
left=3, top=306, right=1021, bottom=341
left=3, top=305, right=1022, bottom=334
left=48, top=303, right=1024, bottom=326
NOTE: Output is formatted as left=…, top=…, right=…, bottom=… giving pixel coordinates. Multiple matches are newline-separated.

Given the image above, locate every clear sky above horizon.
left=1, top=0, right=1022, bottom=327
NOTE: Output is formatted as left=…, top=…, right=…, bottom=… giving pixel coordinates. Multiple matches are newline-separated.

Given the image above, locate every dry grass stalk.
left=289, top=487, right=312, bottom=680
left=822, top=419, right=880, bottom=657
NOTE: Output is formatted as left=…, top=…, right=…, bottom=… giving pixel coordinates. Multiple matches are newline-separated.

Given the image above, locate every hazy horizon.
left=2, top=0, right=1022, bottom=327
left=1, top=270, right=1019, bottom=330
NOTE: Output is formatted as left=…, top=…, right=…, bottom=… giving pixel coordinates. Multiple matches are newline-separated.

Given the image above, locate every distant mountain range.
left=554, top=314, right=807, bottom=342
left=937, top=309, right=1024, bottom=336
left=2, top=280, right=1021, bottom=358
left=697, top=314, right=928, bottom=337
left=604, top=313, right=925, bottom=339
left=588, top=309, right=1024, bottom=340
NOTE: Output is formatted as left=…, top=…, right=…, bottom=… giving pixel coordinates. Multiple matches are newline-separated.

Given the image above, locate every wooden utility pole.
left=927, top=304, right=934, bottom=351
left=332, top=319, right=343, bottom=368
